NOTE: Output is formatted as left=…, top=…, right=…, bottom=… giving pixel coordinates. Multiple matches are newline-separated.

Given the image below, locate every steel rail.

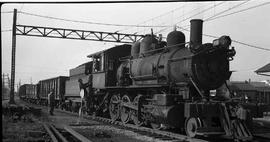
left=49, top=124, right=69, bottom=142
left=23, top=99, right=207, bottom=142
left=64, top=125, right=93, bottom=142
left=43, top=123, right=58, bottom=142
left=55, top=108, right=207, bottom=142
left=23, top=100, right=270, bottom=142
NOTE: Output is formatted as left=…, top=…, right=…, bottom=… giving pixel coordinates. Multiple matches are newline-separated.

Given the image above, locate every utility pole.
left=2, top=74, right=5, bottom=100
left=9, top=9, right=17, bottom=104
left=2, top=74, right=4, bottom=87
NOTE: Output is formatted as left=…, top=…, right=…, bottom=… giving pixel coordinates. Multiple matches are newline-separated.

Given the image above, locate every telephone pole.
left=9, top=9, right=17, bottom=104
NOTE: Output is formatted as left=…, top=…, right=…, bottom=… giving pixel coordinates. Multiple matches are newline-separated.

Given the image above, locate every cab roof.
left=87, top=44, right=131, bottom=58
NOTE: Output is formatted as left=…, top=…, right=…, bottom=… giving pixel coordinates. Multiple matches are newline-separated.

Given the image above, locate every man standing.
left=78, top=75, right=92, bottom=115
left=48, top=90, right=55, bottom=115
left=78, top=78, right=88, bottom=116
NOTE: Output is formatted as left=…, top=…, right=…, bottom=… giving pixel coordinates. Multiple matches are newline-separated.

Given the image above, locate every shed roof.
left=87, top=44, right=131, bottom=58
left=255, top=63, right=270, bottom=73
left=76, top=61, right=92, bottom=68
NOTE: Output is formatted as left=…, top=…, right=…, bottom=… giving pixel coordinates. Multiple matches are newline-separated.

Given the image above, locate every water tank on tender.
left=167, top=30, right=185, bottom=48
left=140, top=34, right=158, bottom=54
left=131, top=41, right=140, bottom=58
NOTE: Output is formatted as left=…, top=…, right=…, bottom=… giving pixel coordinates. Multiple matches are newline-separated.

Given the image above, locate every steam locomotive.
left=19, top=19, right=263, bottom=141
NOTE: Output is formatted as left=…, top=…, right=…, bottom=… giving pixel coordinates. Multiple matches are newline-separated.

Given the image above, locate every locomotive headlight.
left=213, top=39, right=220, bottom=47
left=213, top=36, right=232, bottom=48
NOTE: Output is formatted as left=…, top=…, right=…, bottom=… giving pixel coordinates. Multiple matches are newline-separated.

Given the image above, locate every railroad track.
left=27, top=97, right=206, bottom=142
left=25, top=101, right=270, bottom=142
left=43, top=122, right=93, bottom=142
left=56, top=109, right=207, bottom=142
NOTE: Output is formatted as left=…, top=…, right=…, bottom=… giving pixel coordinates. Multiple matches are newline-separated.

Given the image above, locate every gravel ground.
left=44, top=108, right=172, bottom=142
left=11, top=99, right=162, bottom=142
left=72, top=125, right=159, bottom=142
left=20, top=100, right=178, bottom=142
left=2, top=99, right=50, bottom=142
left=2, top=116, right=50, bottom=142
left=5, top=99, right=270, bottom=142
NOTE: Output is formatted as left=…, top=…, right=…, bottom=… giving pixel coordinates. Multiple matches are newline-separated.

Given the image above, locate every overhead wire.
left=156, top=0, right=249, bottom=33
left=17, top=4, right=25, bottom=25
left=136, top=4, right=205, bottom=35
left=118, top=3, right=213, bottom=35
left=165, top=1, right=270, bottom=52
left=178, top=1, right=267, bottom=31
left=149, top=5, right=202, bottom=35
left=18, top=11, right=172, bottom=28
left=155, top=1, right=227, bottom=34
left=179, top=28, right=270, bottom=52
left=204, top=0, right=250, bottom=21
left=232, top=40, right=270, bottom=52
left=152, top=3, right=210, bottom=34
left=1, top=29, right=12, bottom=32
left=2, top=62, right=69, bottom=71
left=206, top=1, right=270, bottom=22
left=117, top=3, right=187, bottom=33
left=1, top=11, right=13, bottom=13
left=232, top=66, right=265, bottom=72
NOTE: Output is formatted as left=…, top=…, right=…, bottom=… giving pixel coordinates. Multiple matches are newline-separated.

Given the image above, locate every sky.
left=1, top=0, right=270, bottom=87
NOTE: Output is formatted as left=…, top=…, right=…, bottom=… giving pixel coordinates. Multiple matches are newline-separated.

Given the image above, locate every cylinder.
left=190, top=19, right=203, bottom=49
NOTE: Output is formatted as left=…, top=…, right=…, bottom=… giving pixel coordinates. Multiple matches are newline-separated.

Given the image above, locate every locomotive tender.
left=20, top=19, right=262, bottom=140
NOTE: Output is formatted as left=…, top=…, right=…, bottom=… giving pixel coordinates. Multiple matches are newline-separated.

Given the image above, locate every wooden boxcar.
left=38, top=76, right=68, bottom=106
left=18, top=84, right=38, bottom=103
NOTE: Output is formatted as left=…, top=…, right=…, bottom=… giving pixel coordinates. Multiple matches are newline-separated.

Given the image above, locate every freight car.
left=19, top=19, right=265, bottom=141
left=38, top=76, right=68, bottom=107
left=18, top=84, right=38, bottom=104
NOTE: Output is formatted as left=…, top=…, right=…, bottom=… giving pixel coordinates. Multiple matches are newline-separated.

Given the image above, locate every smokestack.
left=190, top=19, right=203, bottom=50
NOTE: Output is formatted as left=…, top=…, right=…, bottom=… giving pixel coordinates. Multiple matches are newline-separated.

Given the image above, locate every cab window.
left=93, top=53, right=104, bottom=72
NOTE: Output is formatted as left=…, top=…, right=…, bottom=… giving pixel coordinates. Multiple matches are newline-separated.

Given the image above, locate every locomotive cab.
left=87, top=44, right=132, bottom=88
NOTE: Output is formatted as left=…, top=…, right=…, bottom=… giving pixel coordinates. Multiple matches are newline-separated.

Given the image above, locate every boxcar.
left=18, top=84, right=38, bottom=103
left=38, top=76, right=68, bottom=106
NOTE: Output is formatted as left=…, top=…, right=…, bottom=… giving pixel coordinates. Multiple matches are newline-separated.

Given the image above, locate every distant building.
left=250, top=81, right=270, bottom=104
left=228, top=81, right=270, bottom=104
left=228, top=81, right=257, bottom=103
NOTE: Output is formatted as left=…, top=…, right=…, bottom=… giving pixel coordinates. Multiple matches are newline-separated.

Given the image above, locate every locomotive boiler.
left=118, top=19, right=235, bottom=91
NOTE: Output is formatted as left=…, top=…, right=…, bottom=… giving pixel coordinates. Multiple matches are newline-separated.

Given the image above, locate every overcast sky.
left=1, top=0, right=270, bottom=86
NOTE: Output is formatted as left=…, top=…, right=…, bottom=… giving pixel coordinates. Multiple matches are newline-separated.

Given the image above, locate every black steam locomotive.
left=19, top=19, right=263, bottom=141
